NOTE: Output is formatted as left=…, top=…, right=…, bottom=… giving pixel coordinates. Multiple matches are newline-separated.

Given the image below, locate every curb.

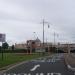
left=64, top=54, right=75, bottom=72
left=67, top=64, right=75, bottom=71
left=0, top=60, right=29, bottom=75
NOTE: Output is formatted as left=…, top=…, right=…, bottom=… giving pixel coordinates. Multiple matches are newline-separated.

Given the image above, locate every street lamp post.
left=33, top=32, right=36, bottom=40
left=54, top=32, right=55, bottom=47
left=43, top=19, right=45, bottom=48
left=68, top=43, right=70, bottom=54
left=53, top=32, right=59, bottom=53
left=42, top=19, right=50, bottom=53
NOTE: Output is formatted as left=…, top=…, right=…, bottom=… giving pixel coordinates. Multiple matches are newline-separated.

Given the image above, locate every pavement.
left=64, top=53, right=75, bottom=71
left=0, top=53, right=75, bottom=75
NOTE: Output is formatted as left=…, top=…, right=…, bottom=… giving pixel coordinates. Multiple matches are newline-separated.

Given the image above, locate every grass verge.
left=0, top=53, right=48, bottom=68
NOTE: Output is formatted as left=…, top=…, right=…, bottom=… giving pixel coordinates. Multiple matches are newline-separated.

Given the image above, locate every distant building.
left=56, top=43, right=75, bottom=52
left=27, top=37, right=41, bottom=52
left=14, top=39, right=75, bottom=53
left=15, top=43, right=27, bottom=49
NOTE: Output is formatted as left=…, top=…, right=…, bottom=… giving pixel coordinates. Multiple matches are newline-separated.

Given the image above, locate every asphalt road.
left=2, top=53, right=75, bottom=75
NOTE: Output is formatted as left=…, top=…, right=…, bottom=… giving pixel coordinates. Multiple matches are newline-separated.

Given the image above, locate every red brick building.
left=27, top=38, right=41, bottom=53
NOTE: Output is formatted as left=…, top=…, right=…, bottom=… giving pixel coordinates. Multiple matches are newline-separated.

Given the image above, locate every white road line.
left=30, top=64, right=40, bottom=71
left=67, top=65, right=71, bottom=69
left=50, top=73, right=61, bottom=75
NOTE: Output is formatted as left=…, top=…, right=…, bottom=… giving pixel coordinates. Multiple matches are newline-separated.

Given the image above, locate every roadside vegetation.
left=0, top=53, right=49, bottom=68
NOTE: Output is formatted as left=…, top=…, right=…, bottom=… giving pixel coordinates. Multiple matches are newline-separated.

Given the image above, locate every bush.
left=0, top=49, right=27, bottom=53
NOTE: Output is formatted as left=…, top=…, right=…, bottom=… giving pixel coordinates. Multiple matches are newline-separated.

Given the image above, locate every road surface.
left=2, top=53, right=75, bottom=75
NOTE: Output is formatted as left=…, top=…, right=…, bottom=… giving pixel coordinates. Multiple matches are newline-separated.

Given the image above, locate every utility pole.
left=68, top=43, right=70, bottom=54
left=41, top=19, right=50, bottom=53
left=54, top=32, right=55, bottom=46
left=2, top=42, right=4, bottom=60
left=30, top=41, right=32, bottom=54
left=54, top=32, right=59, bottom=46
left=43, top=19, right=45, bottom=48
left=54, top=32, right=59, bottom=53
left=53, top=32, right=55, bottom=52
left=33, top=32, right=36, bottom=40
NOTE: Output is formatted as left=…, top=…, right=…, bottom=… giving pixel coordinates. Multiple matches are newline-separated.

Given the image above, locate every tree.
left=11, top=45, right=15, bottom=50
left=0, top=46, right=2, bottom=52
left=2, top=42, right=9, bottom=50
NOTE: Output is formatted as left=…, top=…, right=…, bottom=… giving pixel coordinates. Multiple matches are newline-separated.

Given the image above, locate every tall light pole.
left=54, top=32, right=55, bottom=46
left=42, top=19, right=45, bottom=55
left=68, top=43, right=70, bottom=54
left=41, top=19, right=50, bottom=50
left=54, top=32, right=59, bottom=46
left=33, top=32, right=36, bottom=40
left=54, top=32, right=59, bottom=53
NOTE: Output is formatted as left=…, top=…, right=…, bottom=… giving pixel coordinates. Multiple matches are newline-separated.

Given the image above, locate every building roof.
left=35, top=37, right=41, bottom=42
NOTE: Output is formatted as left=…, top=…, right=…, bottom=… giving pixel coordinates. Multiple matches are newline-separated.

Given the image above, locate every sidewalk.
left=64, top=53, right=75, bottom=71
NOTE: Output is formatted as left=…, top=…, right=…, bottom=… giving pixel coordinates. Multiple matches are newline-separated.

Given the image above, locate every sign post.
left=2, top=42, right=3, bottom=60
left=0, top=34, right=6, bottom=60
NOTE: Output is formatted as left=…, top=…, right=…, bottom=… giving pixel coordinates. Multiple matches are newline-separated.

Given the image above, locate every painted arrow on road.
left=30, top=64, right=40, bottom=71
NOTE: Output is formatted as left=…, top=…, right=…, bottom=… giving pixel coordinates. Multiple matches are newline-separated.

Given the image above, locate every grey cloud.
left=0, top=0, right=75, bottom=45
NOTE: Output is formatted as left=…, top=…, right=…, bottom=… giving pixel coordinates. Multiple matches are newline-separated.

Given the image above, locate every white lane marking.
left=50, top=73, right=61, bottom=75
left=67, top=65, right=71, bottom=69
left=30, top=64, right=40, bottom=71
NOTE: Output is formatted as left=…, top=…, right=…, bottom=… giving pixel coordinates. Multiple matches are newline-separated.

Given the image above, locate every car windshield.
left=0, top=0, right=75, bottom=75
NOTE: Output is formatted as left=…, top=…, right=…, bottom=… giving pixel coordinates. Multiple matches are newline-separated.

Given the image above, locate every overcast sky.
left=0, top=0, right=75, bottom=45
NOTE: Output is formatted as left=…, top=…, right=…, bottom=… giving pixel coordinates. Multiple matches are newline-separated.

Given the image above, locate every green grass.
left=0, top=53, right=48, bottom=68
